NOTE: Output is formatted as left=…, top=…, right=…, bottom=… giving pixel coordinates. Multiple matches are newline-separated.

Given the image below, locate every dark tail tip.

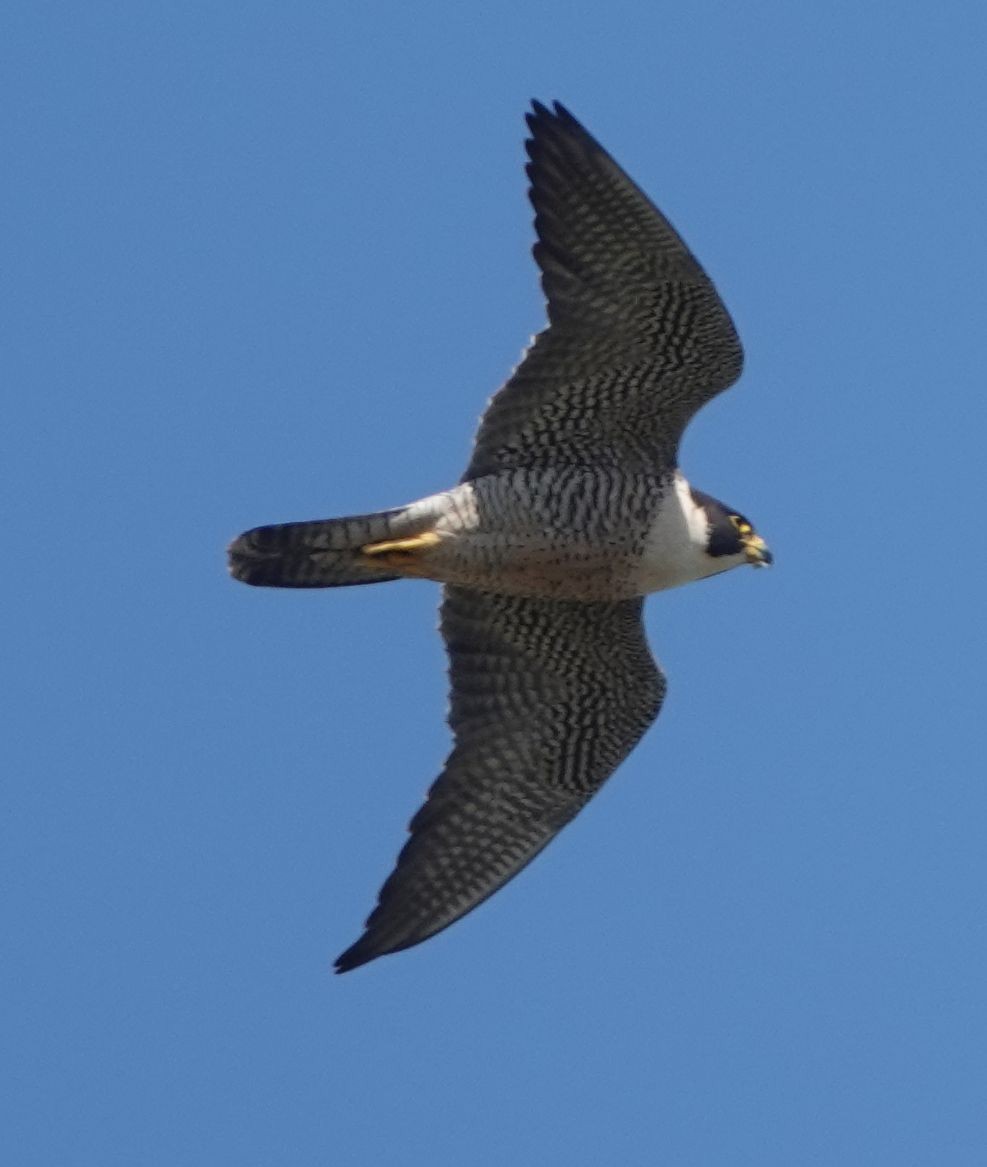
left=227, top=527, right=290, bottom=587
left=227, top=520, right=402, bottom=589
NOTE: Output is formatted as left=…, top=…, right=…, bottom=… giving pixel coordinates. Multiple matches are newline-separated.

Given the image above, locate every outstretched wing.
left=465, top=100, right=743, bottom=480
left=334, top=586, right=665, bottom=971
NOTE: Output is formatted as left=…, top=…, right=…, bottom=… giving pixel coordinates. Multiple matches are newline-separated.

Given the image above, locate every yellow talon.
left=361, top=531, right=442, bottom=558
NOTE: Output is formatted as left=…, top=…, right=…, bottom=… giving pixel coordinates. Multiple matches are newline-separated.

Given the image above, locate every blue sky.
left=5, top=2, right=987, bottom=1163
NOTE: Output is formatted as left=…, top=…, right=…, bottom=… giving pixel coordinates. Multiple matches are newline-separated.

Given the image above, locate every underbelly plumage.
left=363, top=468, right=713, bottom=602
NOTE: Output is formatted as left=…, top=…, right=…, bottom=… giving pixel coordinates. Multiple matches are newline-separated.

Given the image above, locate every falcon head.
left=691, top=489, right=773, bottom=569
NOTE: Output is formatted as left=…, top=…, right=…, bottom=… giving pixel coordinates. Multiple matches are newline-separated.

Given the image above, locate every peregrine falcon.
left=229, top=101, right=772, bottom=973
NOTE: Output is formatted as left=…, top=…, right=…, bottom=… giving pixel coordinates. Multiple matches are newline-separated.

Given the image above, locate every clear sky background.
left=5, top=2, right=987, bottom=1164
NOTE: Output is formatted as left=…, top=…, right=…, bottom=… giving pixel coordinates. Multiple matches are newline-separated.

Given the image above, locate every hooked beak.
left=742, top=533, right=773, bottom=567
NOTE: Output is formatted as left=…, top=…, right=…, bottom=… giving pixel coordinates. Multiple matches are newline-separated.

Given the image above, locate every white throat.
left=633, top=472, right=729, bottom=595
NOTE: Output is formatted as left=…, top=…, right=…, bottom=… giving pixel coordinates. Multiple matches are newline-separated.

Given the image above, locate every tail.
left=228, top=504, right=431, bottom=588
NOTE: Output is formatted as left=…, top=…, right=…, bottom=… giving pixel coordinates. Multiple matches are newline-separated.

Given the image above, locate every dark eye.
left=730, top=515, right=752, bottom=535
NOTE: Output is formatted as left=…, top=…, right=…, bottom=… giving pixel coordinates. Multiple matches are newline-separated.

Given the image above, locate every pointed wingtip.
left=334, top=931, right=390, bottom=974
left=334, top=910, right=449, bottom=973
left=525, top=99, right=594, bottom=164
left=334, top=940, right=373, bottom=974
left=528, top=99, right=577, bottom=124
left=526, top=98, right=559, bottom=136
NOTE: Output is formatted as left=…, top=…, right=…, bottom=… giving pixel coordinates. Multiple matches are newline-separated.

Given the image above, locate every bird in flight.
left=229, top=100, right=772, bottom=973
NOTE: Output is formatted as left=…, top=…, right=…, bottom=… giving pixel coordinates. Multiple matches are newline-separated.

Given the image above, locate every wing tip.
left=333, top=937, right=378, bottom=974
left=333, top=924, right=429, bottom=974
left=527, top=98, right=576, bottom=124
left=526, top=99, right=590, bottom=146
left=524, top=99, right=605, bottom=196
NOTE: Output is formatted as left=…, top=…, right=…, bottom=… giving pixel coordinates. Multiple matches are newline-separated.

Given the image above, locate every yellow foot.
left=360, top=530, right=441, bottom=572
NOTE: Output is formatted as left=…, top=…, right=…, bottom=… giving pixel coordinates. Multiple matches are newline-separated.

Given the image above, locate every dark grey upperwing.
left=334, top=586, right=665, bottom=972
left=464, top=101, right=743, bottom=481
